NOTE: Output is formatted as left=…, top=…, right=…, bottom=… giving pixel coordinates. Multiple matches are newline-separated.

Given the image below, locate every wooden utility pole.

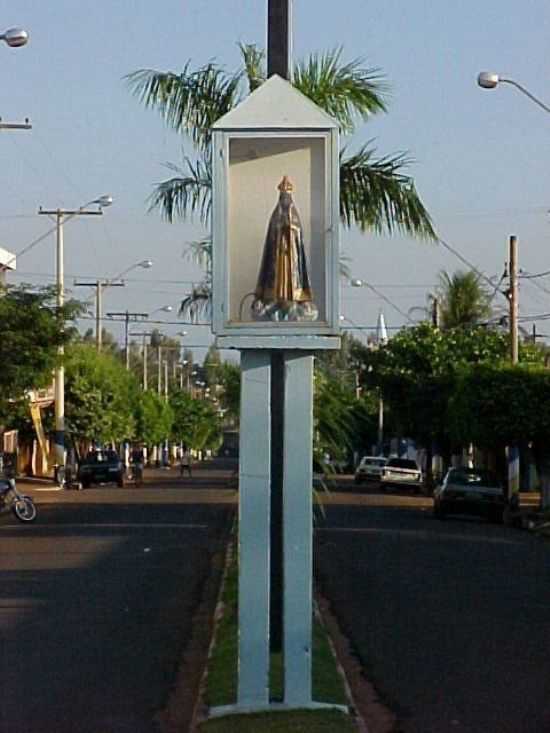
left=507, top=235, right=520, bottom=502
left=509, top=235, right=518, bottom=364
left=431, top=295, right=440, bottom=329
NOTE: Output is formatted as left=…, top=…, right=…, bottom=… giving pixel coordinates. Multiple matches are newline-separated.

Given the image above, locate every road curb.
left=315, top=591, right=396, bottom=733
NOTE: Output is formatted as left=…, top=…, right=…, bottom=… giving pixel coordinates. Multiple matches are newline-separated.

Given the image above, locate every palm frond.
left=126, top=64, right=242, bottom=154
left=293, top=48, right=387, bottom=134
left=239, top=43, right=266, bottom=93
left=339, top=143, right=436, bottom=239
left=339, top=253, right=352, bottom=280
left=179, top=283, right=212, bottom=323
left=149, top=156, right=212, bottom=224
left=185, top=236, right=212, bottom=271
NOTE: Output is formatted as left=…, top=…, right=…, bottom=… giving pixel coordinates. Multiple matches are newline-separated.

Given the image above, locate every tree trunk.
left=423, top=442, right=433, bottom=495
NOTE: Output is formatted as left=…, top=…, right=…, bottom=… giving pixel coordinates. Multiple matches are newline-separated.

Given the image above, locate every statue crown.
left=277, top=176, right=294, bottom=193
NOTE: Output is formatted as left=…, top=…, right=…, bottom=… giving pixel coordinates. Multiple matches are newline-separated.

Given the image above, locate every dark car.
left=433, top=467, right=505, bottom=522
left=77, top=450, right=125, bottom=488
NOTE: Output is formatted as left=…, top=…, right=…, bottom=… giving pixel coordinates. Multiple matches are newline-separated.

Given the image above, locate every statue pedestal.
left=237, top=349, right=314, bottom=707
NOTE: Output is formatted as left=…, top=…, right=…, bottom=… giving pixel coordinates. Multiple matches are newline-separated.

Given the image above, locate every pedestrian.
left=180, top=446, right=192, bottom=478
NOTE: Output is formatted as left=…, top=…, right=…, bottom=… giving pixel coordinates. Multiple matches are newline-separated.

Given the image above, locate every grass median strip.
left=197, top=542, right=358, bottom=732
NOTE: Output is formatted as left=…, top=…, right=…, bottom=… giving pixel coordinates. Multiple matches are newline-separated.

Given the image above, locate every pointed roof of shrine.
left=213, top=74, right=338, bottom=130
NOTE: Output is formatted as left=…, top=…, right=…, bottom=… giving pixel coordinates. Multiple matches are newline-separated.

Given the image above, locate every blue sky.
left=3, top=0, right=550, bottom=353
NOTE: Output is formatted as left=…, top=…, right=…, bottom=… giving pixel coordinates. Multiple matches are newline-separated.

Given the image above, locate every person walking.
left=180, top=446, right=192, bottom=478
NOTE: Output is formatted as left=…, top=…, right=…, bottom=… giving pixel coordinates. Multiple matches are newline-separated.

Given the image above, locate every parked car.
left=379, top=457, right=422, bottom=492
left=433, top=467, right=505, bottom=522
left=354, top=456, right=388, bottom=484
left=77, top=450, right=125, bottom=488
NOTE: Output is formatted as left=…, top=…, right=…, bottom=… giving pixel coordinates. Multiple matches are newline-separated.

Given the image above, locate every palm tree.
left=436, top=270, right=493, bottom=330
left=127, top=45, right=435, bottom=320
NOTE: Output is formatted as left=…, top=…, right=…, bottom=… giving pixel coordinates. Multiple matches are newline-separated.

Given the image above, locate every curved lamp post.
left=75, top=258, right=153, bottom=352
left=113, top=258, right=153, bottom=282
left=477, top=72, right=550, bottom=115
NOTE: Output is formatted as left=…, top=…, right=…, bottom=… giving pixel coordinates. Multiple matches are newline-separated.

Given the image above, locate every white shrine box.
left=212, top=75, right=340, bottom=349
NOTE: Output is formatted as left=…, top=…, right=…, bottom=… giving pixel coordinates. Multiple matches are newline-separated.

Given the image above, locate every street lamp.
left=75, top=259, right=154, bottom=352
left=114, top=259, right=153, bottom=282
left=150, top=304, right=173, bottom=317
left=477, top=72, right=550, bottom=115
left=350, top=278, right=390, bottom=456
left=0, top=27, right=28, bottom=47
left=38, top=195, right=113, bottom=480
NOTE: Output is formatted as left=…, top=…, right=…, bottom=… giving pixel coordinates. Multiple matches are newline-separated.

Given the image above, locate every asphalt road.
left=314, top=503, right=550, bottom=733
left=0, top=489, right=233, bottom=733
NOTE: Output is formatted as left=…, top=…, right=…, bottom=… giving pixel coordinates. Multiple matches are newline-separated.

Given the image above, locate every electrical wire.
left=519, top=269, right=550, bottom=280
left=76, top=314, right=211, bottom=327
left=437, top=236, right=500, bottom=293
left=353, top=280, right=416, bottom=323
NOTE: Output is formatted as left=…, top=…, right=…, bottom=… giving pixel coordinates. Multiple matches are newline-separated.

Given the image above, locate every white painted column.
left=238, top=350, right=271, bottom=706
left=508, top=445, right=520, bottom=500
left=283, top=352, right=313, bottom=706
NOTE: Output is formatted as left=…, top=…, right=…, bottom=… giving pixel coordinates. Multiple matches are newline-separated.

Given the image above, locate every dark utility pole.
left=106, top=311, right=148, bottom=369
left=74, top=280, right=124, bottom=352
left=267, top=0, right=292, bottom=654
left=268, top=0, right=291, bottom=78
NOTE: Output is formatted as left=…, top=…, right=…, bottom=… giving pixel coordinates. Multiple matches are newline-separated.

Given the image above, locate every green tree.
left=64, top=345, right=138, bottom=448
left=450, top=364, right=550, bottom=508
left=127, top=45, right=435, bottom=319
left=170, top=391, right=222, bottom=454
left=81, top=327, right=121, bottom=357
left=134, top=390, right=174, bottom=447
left=437, top=270, right=494, bottom=330
left=359, top=323, right=542, bottom=473
left=216, top=361, right=241, bottom=424
left=204, top=344, right=222, bottom=387
left=0, top=285, right=80, bottom=428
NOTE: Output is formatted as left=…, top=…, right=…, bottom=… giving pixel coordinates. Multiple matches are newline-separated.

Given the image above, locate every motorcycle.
left=0, top=477, right=37, bottom=522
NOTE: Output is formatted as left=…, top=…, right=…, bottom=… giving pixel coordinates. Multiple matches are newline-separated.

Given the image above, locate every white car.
left=354, top=456, right=388, bottom=484
left=379, top=458, right=422, bottom=492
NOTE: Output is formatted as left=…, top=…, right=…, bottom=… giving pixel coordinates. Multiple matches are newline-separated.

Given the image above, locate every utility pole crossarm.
left=106, top=312, right=148, bottom=319
left=39, top=208, right=103, bottom=217
left=106, top=311, right=149, bottom=370
left=74, top=280, right=124, bottom=352
left=74, top=281, right=124, bottom=288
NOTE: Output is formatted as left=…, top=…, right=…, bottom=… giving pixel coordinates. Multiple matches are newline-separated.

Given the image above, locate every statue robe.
left=254, top=191, right=313, bottom=306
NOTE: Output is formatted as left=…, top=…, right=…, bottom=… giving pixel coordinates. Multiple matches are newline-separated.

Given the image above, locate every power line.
left=12, top=269, right=203, bottom=286
left=437, top=236, right=499, bottom=291
left=519, top=269, right=550, bottom=280
left=76, top=314, right=211, bottom=327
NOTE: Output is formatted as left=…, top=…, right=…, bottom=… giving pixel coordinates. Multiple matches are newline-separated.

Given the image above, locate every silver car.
left=354, top=456, right=388, bottom=484
left=379, top=457, right=423, bottom=492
